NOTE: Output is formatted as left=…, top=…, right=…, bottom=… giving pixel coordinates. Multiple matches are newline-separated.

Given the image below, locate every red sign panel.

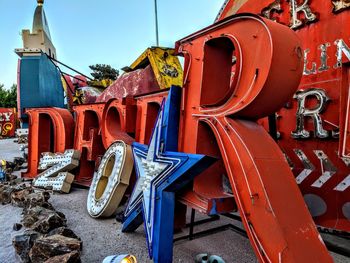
left=216, top=0, right=350, bottom=232
left=0, top=108, right=16, bottom=137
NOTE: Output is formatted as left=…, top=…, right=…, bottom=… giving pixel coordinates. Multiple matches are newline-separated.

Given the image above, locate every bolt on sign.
left=215, top=0, right=350, bottom=235
left=0, top=108, right=16, bottom=137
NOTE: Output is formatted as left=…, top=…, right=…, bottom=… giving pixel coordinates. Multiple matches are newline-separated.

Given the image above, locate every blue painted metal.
left=122, top=86, right=182, bottom=233
left=19, top=54, right=65, bottom=125
left=122, top=86, right=215, bottom=262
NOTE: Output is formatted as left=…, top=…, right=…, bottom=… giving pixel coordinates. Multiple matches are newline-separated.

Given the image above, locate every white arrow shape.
left=294, top=149, right=315, bottom=184
left=311, top=150, right=337, bottom=188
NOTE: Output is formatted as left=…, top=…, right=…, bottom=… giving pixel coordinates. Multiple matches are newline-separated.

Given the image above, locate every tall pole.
left=154, top=0, right=159, bottom=46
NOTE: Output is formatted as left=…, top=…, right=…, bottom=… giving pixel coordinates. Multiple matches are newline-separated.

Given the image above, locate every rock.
left=47, top=227, right=80, bottom=240
left=43, top=251, right=81, bottom=263
left=13, top=157, right=26, bottom=171
left=5, top=158, right=26, bottom=172
left=29, top=234, right=82, bottom=263
left=11, top=183, right=30, bottom=192
left=24, top=191, right=53, bottom=210
left=0, top=184, right=13, bottom=204
left=12, top=230, right=42, bottom=263
left=9, top=177, right=24, bottom=185
left=13, top=223, right=23, bottom=231
left=11, top=187, right=34, bottom=207
left=6, top=173, right=17, bottom=181
left=22, top=206, right=67, bottom=234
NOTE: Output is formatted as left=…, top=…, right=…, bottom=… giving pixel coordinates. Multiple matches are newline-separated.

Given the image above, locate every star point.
left=122, top=86, right=216, bottom=262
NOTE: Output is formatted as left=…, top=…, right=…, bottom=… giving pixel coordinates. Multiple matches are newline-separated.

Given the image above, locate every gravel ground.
left=0, top=138, right=23, bottom=161
left=0, top=204, right=25, bottom=262
left=48, top=188, right=258, bottom=263
left=0, top=138, right=349, bottom=263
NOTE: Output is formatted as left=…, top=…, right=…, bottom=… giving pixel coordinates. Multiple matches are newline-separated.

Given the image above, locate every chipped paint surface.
left=97, top=65, right=160, bottom=102
left=217, top=0, right=350, bottom=233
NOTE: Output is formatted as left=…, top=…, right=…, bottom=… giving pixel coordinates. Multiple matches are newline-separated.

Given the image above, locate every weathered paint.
left=129, top=47, right=183, bottom=90
left=217, top=0, right=350, bottom=233
left=0, top=108, right=16, bottom=137
left=176, top=13, right=331, bottom=263
left=18, top=54, right=65, bottom=126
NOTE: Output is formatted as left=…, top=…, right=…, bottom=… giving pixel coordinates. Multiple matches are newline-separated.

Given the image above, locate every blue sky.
left=0, top=0, right=223, bottom=88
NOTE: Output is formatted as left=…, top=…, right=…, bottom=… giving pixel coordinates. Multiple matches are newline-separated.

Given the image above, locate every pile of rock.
left=7, top=157, right=27, bottom=173
left=0, top=182, right=82, bottom=263
left=0, top=183, right=27, bottom=205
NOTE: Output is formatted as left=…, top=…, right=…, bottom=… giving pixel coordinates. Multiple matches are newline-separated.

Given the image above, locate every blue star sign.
left=122, top=86, right=215, bottom=262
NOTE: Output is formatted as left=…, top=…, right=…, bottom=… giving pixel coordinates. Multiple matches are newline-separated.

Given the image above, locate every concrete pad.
left=0, top=138, right=349, bottom=262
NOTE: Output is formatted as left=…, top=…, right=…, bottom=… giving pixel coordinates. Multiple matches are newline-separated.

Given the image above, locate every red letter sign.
left=177, top=14, right=332, bottom=262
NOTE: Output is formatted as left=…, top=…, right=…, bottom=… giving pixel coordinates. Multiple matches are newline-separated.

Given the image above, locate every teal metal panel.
left=19, top=54, right=65, bottom=124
